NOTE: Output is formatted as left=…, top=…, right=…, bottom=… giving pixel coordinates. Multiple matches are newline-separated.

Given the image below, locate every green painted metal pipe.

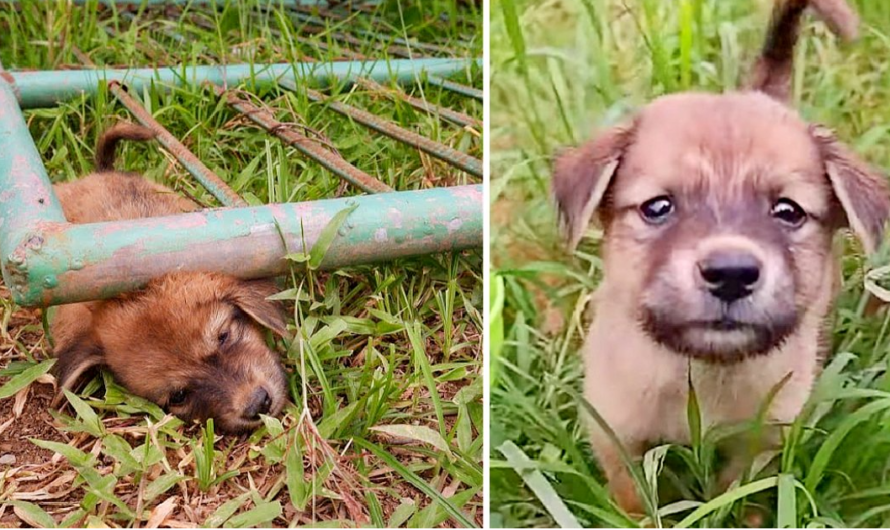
left=0, top=71, right=68, bottom=297
left=243, top=12, right=365, bottom=61
left=9, top=185, right=481, bottom=307
left=2, top=58, right=481, bottom=109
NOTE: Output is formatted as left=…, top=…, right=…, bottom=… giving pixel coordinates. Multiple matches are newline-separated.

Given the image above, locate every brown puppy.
left=50, top=123, right=289, bottom=434
left=553, top=0, right=889, bottom=514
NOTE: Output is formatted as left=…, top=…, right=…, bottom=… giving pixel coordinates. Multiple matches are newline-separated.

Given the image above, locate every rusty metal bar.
left=289, top=8, right=458, bottom=57
left=284, top=10, right=415, bottom=59
left=70, top=30, right=246, bottom=207
left=70, top=45, right=95, bottom=67
left=426, top=75, right=482, bottom=101
left=356, top=77, right=481, bottom=130
left=291, top=33, right=365, bottom=61
left=121, top=11, right=188, bottom=44
left=210, top=82, right=392, bottom=194
left=285, top=82, right=482, bottom=177
left=245, top=10, right=367, bottom=61
left=108, top=81, right=248, bottom=207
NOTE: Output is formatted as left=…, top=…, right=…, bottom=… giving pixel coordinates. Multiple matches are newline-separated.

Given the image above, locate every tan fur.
left=50, top=123, right=288, bottom=434
left=552, top=0, right=889, bottom=514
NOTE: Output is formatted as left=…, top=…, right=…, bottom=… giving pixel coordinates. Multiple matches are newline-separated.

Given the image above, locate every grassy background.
left=0, top=1, right=481, bottom=527
left=489, top=0, right=890, bottom=527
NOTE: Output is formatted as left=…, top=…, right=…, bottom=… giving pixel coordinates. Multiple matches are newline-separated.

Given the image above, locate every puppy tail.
left=749, top=0, right=858, bottom=101
left=95, top=122, right=156, bottom=172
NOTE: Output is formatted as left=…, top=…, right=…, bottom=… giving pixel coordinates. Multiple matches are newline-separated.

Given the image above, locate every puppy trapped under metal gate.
left=0, top=0, right=483, bottom=307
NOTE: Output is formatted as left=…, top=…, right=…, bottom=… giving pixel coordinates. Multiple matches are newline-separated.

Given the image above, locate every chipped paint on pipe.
left=356, top=77, right=481, bottom=130
left=12, top=185, right=482, bottom=307
left=4, top=59, right=481, bottom=109
left=211, top=82, right=392, bottom=194
left=0, top=73, right=68, bottom=300
left=292, top=83, right=482, bottom=177
left=108, top=81, right=248, bottom=207
left=426, top=75, right=483, bottom=101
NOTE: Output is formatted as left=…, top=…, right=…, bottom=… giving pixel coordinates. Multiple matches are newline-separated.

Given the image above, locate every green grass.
left=0, top=1, right=481, bottom=527
left=489, top=0, right=890, bottom=527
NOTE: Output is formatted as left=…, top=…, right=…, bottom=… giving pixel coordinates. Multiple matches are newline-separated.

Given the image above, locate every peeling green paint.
left=7, top=59, right=481, bottom=109
left=9, top=186, right=481, bottom=307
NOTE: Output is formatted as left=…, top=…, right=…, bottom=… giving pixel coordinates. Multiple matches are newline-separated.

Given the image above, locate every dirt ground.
left=0, top=279, right=480, bottom=528
left=0, top=280, right=75, bottom=526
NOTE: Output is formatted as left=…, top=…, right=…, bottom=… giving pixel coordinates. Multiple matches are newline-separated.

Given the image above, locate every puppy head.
left=54, top=272, right=289, bottom=433
left=554, top=91, right=889, bottom=362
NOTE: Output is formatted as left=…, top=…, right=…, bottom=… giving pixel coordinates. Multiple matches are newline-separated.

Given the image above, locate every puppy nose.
left=244, top=387, right=272, bottom=419
left=698, top=251, right=762, bottom=303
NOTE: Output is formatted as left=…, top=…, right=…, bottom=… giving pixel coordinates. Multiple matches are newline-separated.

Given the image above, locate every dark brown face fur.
left=608, top=94, right=835, bottom=360
left=632, top=180, right=828, bottom=361
left=53, top=272, right=288, bottom=434
left=50, top=125, right=291, bottom=434
left=554, top=91, right=890, bottom=363
left=101, top=273, right=287, bottom=432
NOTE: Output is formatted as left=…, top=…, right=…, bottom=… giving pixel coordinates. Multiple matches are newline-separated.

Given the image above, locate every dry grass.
left=0, top=1, right=482, bottom=527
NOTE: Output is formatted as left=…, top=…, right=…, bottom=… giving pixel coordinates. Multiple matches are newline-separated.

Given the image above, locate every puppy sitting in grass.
left=50, top=123, right=289, bottom=434
left=553, top=0, right=889, bottom=514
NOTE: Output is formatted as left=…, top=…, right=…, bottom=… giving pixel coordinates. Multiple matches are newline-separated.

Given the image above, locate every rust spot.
left=301, top=86, right=482, bottom=177
left=213, top=83, right=392, bottom=194
left=26, top=235, right=44, bottom=250
left=0, top=71, right=14, bottom=84
left=34, top=220, right=69, bottom=235
left=356, top=77, right=481, bottom=129
left=453, top=186, right=483, bottom=200
left=109, top=81, right=245, bottom=207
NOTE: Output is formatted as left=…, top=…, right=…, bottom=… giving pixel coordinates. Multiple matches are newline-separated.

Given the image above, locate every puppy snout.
left=244, top=387, right=272, bottom=419
left=698, top=251, right=762, bottom=302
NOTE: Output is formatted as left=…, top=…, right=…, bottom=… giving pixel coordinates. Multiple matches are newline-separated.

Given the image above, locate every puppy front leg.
left=592, top=435, right=646, bottom=516
left=718, top=423, right=784, bottom=491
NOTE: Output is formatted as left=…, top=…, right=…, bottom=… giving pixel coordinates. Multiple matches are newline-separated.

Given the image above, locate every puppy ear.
left=811, top=125, right=890, bottom=253
left=229, top=279, right=289, bottom=338
left=552, top=122, right=635, bottom=250
left=51, top=333, right=105, bottom=402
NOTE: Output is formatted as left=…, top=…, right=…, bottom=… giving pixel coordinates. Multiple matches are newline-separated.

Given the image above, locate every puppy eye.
left=771, top=198, right=807, bottom=228
left=639, top=196, right=674, bottom=224
left=169, top=389, right=188, bottom=406
left=218, top=331, right=230, bottom=345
